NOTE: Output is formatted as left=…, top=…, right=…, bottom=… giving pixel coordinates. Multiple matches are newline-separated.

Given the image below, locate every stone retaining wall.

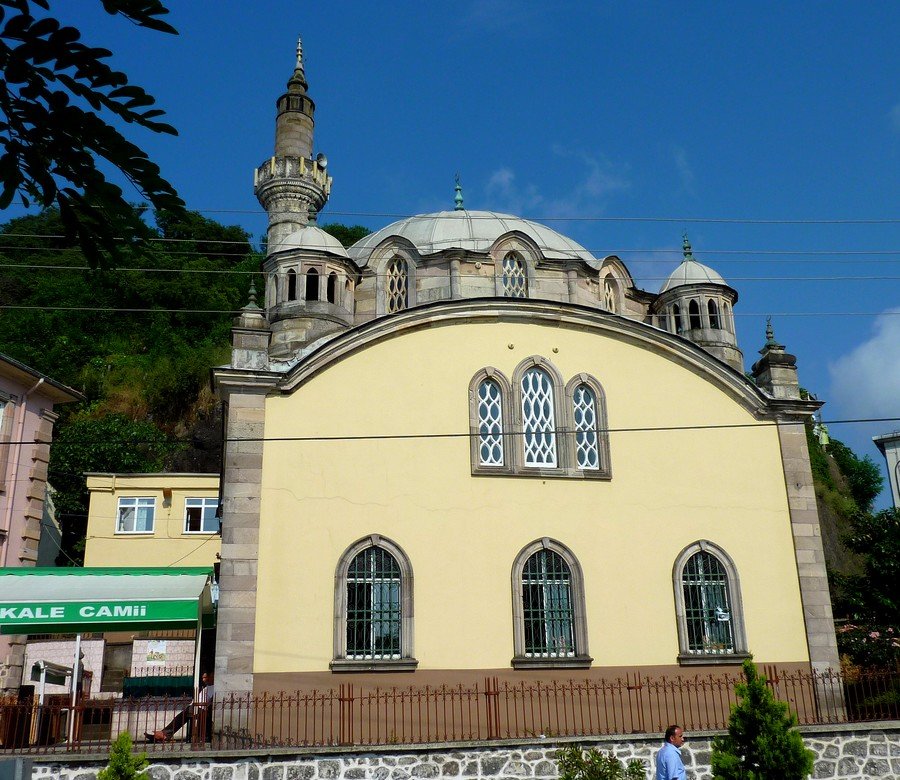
left=28, top=723, right=900, bottom=780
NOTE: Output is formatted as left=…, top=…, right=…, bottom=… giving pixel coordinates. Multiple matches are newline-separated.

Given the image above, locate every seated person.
left=146, top=671, right=214, bottom=742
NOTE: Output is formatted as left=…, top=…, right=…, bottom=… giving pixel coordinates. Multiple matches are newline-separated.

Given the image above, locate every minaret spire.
left=454, top=174, right=464, bottom=211
left=289, top=35, right=308, bottom=92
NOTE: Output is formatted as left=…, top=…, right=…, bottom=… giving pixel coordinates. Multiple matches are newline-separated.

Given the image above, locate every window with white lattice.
left=521, top=367, right=557, bottom=467
left=502, top=252, right=528, bottom=298
left=602, top=275, right=618, bottom=313
left=572, top=384, right=599, bottom=470
left=386, top=257, right=408, bottom=313
left=477, top=379, right=504, bottom=466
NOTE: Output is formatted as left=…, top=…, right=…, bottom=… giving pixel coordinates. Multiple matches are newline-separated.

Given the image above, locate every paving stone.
left=863, top=758, right=890, bottom=776
left=480, top=756, right=507, bottom=776
left=286, top=766, right=315, bottom=780
left=212, top=767, right=234, bottom=780
left=813, top=760, right=835, bottom=779
left=318, top=762, right=341, bottom=780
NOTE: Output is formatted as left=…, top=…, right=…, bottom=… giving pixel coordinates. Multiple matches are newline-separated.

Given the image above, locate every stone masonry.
left=28, top=724, right=900, bottom=780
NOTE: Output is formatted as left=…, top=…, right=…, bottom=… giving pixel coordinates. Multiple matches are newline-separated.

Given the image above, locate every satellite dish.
left=316, top=153, right=328, bottom=169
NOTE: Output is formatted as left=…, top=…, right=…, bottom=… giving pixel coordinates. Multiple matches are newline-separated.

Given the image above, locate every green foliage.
left=556, top=745, right=646, bottom=780
left=827, top=440, right=883, bottom=512
left=320, top=222, right=371, bottom=248
left=711, top=660, right=813, bottom=780
left=98, top=732, right=148, bottom=780
left=0, top=1, right=184, bottom=266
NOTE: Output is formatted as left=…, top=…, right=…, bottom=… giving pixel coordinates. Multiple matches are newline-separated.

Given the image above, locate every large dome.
left=347, top=210, right=597, bottom=267
left=269, top=224, right=350, bottom=258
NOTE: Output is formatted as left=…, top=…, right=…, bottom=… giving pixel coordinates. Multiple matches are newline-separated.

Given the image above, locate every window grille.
left=522, top=550, right=575, bottom=657
left=387, top=258, right=408, bottom=312
left=682, top=551, right=735, bottom=654
left=477, top=380, right=504, bottom=466
left=502, top=253, right=528, bottom=298
left=572, top=384, right=600, bottom=470
left=708, top=299, right=720, bottom=329
left=346, top=547, right=402, bottom=659
left=521, top=368, right=557, bottom=467
left=688, top=299, right=702, bottom=330
left=184, top=497, right=220, bottom=533
left=117, top=497, right=155, bottom=533
left=603, top=277, right=617, bottom=312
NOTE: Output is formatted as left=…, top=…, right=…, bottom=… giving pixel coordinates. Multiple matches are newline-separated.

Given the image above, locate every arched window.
left=672, top=303, right=682, bottom=333
left=708, top=299, right=720, bottom=329
left=512, top=539, right=590, bottom=668
left=673, top=541, right=748, bottom=664
left=602, top=275, right=618, bottom=313
left=572, top=384, right=599, bottom=470
left=477, top=379, right=505, bottom=466
left=332, top=536, right=417, bottom=670
left=387, top=257, right=408, bottom=313
left=688, top=299, right=702, bottom=330
left=305, top=268, right=319, bottom=301
left=722, top=301, right=732, bottom=334
left=502, top=252, right=528, bottom=298
left=327, top=272, right=338, bottom=304
left=521, top=367, right=557, bottom=467
left=287, top=269, right=298, bottom=302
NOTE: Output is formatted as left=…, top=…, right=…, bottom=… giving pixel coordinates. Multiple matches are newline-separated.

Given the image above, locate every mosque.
left=212, top=39, right=838, bottom=698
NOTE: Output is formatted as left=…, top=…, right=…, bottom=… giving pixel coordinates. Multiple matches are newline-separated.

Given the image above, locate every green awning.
left=0, top=567, right=215, bottom=634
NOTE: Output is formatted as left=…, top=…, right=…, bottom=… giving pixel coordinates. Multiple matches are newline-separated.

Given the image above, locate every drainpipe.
left=1, top=378, right=44, bottom=566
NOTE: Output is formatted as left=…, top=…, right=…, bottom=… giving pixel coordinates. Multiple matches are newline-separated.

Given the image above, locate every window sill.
left=677, top=651, right=751, bottom=667
left=511, top=655, right=593, bottom=670
left=114, top=531, right=156, bottom=536
left=472, top=467, right=611, bottom=481
left=330, top=658, right=419, bottom=673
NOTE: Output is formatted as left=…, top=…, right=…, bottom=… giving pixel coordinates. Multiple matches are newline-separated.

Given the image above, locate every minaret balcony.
left=254, top=155, right=332, bottom=194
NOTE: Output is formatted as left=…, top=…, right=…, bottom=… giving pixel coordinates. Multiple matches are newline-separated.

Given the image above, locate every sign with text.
left=0, top=600, right=197, bottom=627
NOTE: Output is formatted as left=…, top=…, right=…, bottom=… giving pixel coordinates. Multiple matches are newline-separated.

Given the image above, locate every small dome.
left=347, top=210, right=597, bottom=266
left=270, top=225, right=350, bottom=258
left=659, top=259, right=728, bottom=293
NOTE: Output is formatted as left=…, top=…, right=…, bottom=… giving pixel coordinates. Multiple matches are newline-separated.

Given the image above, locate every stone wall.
left=28, top=723, right=900, bottom=780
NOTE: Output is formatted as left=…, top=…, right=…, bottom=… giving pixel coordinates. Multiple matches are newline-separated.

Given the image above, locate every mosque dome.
left=269, top=224, right=350, bottom=259
left=659, top=237, right=729, bottom=293
left=348, top=210, right=597, bottom=267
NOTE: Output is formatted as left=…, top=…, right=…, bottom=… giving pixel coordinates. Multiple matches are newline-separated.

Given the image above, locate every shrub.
left=556, top=744, right=646, bottom=780
left=98, top=732, right=149, bottom=780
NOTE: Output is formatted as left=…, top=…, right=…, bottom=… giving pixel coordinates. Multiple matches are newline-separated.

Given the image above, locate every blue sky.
left=15, top=2, right=900, bottom=505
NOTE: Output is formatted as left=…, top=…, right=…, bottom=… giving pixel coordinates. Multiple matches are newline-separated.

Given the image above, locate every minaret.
left=254, top=37, right=332, bottom=253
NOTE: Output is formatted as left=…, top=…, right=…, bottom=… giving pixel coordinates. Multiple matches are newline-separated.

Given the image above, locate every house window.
left=572, top=384, right=599, bottom=470
left=116, top=497, right=155, bottom=534
left=512, top=539, right=590, bottom=669
left=184, top=497, right=219, bottom=534
left=287, top=269, right=297, bottom=301
left=477, top=379, right=504, bottom=466
left=674, top=541, right=749, bottom=665
left=305, top=268, right=319, bottom=301
left=521, top=367, right=557, bottom=467
left=386, top=258, right=408, bottom=313
left=0, top=397, right=10, bottom=489
left=327, top=272, right=338, bottom=304
left=333, top=536, right=417, bottom=671
left=502, top=252, right=528, bottom=298
left=708, top=299, right=720, bottom=329
left=688, top=299, right=702, bottom=330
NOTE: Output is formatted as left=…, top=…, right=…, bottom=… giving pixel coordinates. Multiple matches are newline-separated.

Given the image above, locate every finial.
left=765, top=316, right=775, bottom=345
left=454, top=173, right=464, bottom=211
left=296, top=36, right=304, bottom=70
left=245, top=278, right=260, bottom=310
left=287, top=35, right=308, bottom=91
left=682, top=232, right=694, bottom=261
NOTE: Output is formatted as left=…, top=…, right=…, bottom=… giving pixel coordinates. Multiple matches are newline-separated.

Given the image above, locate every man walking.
left=656, top=724, right=687, bottom=780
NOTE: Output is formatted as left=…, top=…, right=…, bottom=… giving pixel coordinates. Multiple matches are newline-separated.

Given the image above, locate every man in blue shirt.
left=656, top=724, right=687, bottom=780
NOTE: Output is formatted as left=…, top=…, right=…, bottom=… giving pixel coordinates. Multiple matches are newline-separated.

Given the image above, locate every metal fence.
left=1, top=666, right=897, bottom=754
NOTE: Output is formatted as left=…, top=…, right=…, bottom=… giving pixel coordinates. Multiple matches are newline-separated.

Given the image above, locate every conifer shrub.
left=98, top=732, right=149, bottom=780
left=556, top=744, right=646, bottom=780
left=711, top=659, right=813, bottom=779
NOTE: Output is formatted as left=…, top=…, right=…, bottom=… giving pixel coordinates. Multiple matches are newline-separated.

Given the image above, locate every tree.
left=320, top=222, right=370, bottom=248
left=556, top=745, right=646, bottom=780
left=0, top=0, right=184, bottom=266
left=98, top=732, right=148, bottom=780
left=711, top=659, right=813, bottom=780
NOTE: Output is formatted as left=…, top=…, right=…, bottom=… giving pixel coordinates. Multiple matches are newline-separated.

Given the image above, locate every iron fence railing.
left=1, top=666, right=897, bottom=754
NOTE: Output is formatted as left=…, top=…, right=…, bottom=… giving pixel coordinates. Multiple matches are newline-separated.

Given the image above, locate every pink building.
left=0, top=353, right=82, bottom=691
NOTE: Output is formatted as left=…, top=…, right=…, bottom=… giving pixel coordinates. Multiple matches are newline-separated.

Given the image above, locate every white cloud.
left=828, top=309, right=900, bottom=418
left=890, top=103, right=900, bottom=132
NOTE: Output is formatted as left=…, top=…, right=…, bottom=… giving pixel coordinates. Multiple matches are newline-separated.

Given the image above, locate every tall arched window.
left=722, top=301, right=732, bottom=333
left=512, top=539, right=590, bottom=668
left=673, top=541, right=748, bottom=664
left=688, top=299, right=702, bottom=330
left=387, top=257, right=408, bottom=313
left=477, top=379, right=504, bottom=466
left=502, top=252, right=528, bottom=298
left=708, top=299, right=720, bottom=329
left=305, top=268, right=319, bottom=301
left=287, top=269, right=298, bottom=302
left=672, top=303, right=683, bottom=333
left=327, top=272, right=338, bottom=304
left=333, top=536, right=417, bottom=670
left=521, top=367, right=557, bottom=467
left=572, top=384, right=599, bottom=470
left=602, top=275, right=618, bottom=313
